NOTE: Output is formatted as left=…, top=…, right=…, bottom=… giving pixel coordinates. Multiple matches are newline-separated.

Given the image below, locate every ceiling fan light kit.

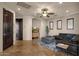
left=41, top=8, right=55, bottom=17
left=41, top=8, right=48, bottom=16
left=42, top=13, right=47, bottom=16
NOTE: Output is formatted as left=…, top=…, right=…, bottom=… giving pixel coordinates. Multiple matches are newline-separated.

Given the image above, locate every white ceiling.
left=0, top=2, right=79, bottom=17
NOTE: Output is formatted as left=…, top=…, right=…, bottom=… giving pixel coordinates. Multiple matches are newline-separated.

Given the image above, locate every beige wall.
left=48, top=13, right=79, bottom=36
left=23, top=16, right=32, bottom=40
left=40, top=19, right=47, bottom=38
left=32, top=19, right=41, bottom=28
left=0, top=7, right=3, bottom=52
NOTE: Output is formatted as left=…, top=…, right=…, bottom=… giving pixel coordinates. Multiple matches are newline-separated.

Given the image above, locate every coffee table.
left=56, top=43, right=69, bottom=55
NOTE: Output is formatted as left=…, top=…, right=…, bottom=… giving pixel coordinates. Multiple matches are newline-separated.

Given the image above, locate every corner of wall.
left=23, top=16, right=32, bottom=40
left=0, top=7, right=3, bottom=52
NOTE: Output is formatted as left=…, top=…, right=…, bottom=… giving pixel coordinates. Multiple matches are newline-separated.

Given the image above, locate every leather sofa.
left=55, top=33, right=79, bottom=56
left=55, top=33, right=79, bottom=45
left=41, top=36, right=54, bottom=44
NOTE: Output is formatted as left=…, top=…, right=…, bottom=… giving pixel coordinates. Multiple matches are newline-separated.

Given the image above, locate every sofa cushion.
left=67, top=45, right=77, bottom=55
left=41, top=37, right=54, bottom=44
left=64, top=34, right=74, bottom=40
left=71, top=35, right=79, bottom=42
left=41, top=38, right=47, bottom=44
left=59, top=33, right=66, bottom=38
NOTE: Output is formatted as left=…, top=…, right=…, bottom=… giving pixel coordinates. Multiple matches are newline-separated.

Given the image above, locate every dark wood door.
left=3, top=8, right=13, bottom=50
left=16, top=19, right=23, bottom=40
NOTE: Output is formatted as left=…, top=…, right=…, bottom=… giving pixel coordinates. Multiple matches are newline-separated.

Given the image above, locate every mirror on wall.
left=49, top=21, right=54, bottom=30
left=67, top=18, right=74, bottom=30
left=57, top=20, right=62, bottom=30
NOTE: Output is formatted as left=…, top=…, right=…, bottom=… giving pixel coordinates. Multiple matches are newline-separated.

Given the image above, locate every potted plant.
left=46, top=26, right=49, bottom=36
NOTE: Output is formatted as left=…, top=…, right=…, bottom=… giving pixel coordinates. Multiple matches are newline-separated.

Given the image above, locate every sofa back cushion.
left=59, top=33, right=67, bottom=38
left=71, top=35, right=79, bottom=42
left=59, top=33, right=79, bottom=41
left=64, top=34, right=75, bottom=40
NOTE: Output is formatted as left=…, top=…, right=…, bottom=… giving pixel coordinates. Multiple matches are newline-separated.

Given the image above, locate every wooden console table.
left=32, top=27, right=39, bottom=39
left=32, top=32, right=39, bottom=39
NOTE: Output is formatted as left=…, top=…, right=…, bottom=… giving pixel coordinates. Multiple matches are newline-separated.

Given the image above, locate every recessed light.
left=59, top=2, right=63, bottom=4
left=66, top=10, right=69, bottom=13
left=17, top=8, right=21, bottom=11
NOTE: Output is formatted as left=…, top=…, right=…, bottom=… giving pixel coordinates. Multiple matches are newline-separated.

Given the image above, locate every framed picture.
left=49, top=21, right=54, bottom=30
left=57, top=20, right=62, bottom=30
left=67, top=18, right=74, bottom=30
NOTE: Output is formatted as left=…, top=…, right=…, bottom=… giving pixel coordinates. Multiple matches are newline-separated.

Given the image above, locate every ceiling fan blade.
left=47, top=15, right=50, bottom=17
left=48, top=13, right=55, bottom=15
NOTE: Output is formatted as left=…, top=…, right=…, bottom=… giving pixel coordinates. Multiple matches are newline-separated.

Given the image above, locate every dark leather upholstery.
left=55, top=33, right=79, bottom=56
left=55, top=33, right=79, bottom=45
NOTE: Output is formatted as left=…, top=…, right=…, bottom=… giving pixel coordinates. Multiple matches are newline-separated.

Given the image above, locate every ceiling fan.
left=36, top=8, right=55, bottom=18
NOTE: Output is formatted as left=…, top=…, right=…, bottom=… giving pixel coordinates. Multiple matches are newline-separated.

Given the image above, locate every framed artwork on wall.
left=57, top=20, right=62, bottom=30
left=49, top=21, right=54, bottom=30
left=67, top=18, right=74, bottom=30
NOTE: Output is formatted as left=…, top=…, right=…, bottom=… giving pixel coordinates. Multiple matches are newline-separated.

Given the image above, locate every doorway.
left=16, top=19, right=23, bottom=40
left=32, top=19, right=40, bottom=39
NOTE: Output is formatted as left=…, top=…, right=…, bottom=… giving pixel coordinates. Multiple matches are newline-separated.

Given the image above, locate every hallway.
left=0, top=40, right=65, bottom=56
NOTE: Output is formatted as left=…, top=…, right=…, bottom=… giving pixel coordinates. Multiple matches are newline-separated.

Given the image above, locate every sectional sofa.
left=40, top=33, right=79, bottom=56
left=54, top=33, right=79, bottom=56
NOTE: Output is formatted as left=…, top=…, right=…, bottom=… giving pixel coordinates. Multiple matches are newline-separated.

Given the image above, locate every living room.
left=0, top=2, right=79, bottom=56
left=31, top=2, right=79, bottom=56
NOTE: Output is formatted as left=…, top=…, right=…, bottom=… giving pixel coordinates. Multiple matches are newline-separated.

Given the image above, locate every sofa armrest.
left=71, top=39, right=79, bottom=44
left=67, top=44, right=78, bottom=56
left=55, top=36, right=63, bottom=40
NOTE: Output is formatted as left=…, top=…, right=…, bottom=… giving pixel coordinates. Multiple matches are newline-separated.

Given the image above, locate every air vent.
left=17, top=2, right=31, bottom=8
